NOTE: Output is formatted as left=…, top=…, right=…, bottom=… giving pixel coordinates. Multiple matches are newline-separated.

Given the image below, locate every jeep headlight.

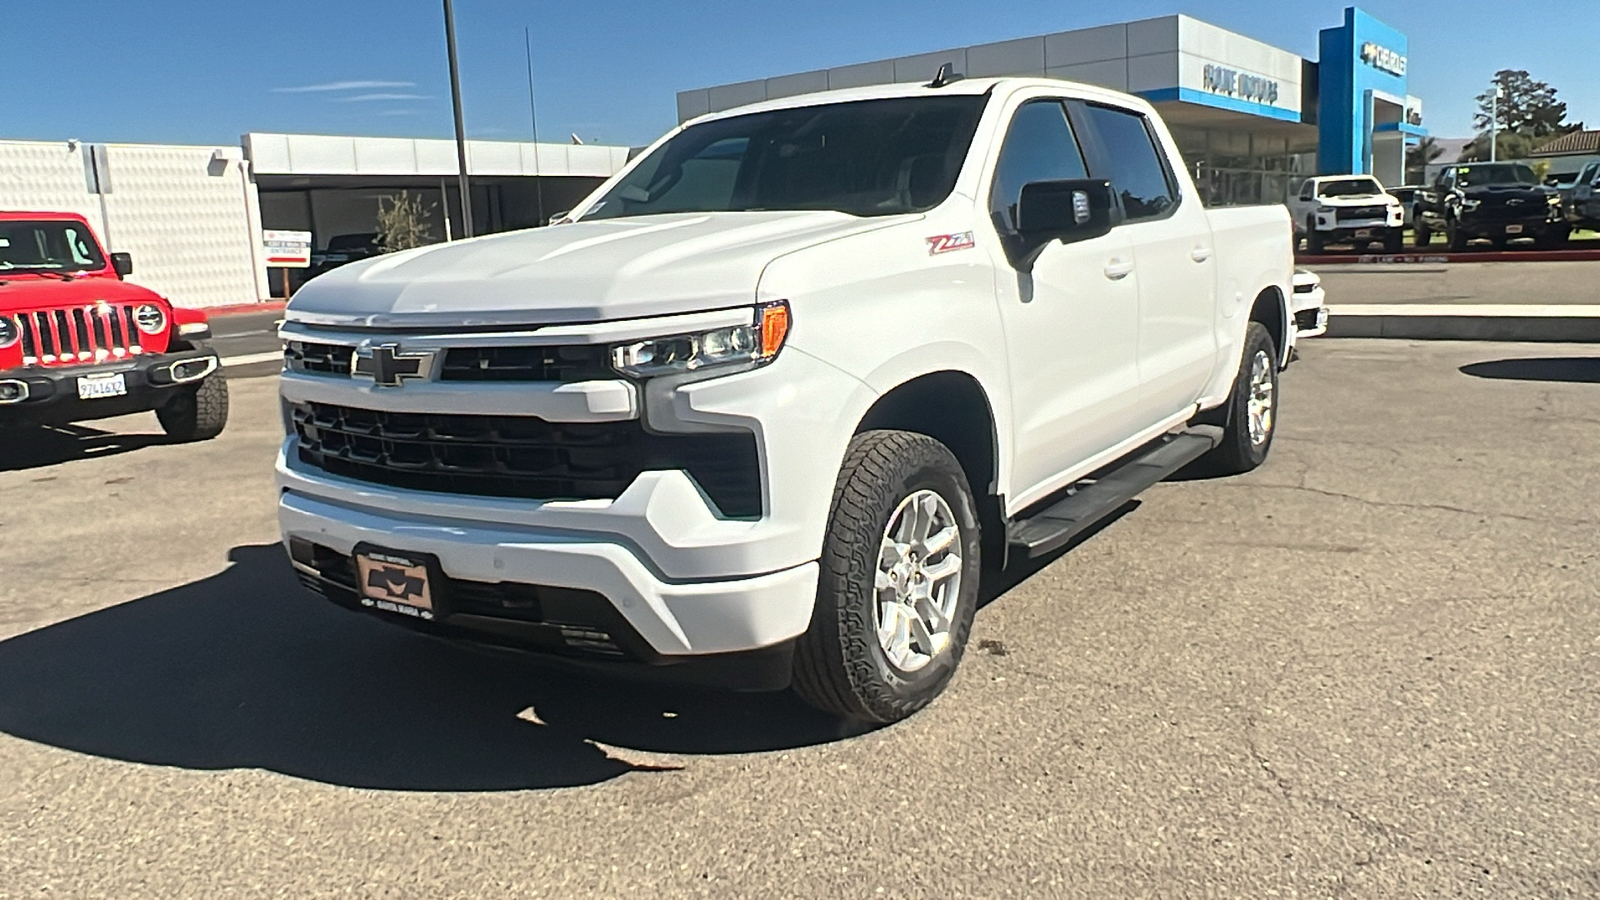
left=133, top=303, right=167, bottom=335
left=611, top=302, right=790, bottom=379
left=0, top=316, right=17, bottom=349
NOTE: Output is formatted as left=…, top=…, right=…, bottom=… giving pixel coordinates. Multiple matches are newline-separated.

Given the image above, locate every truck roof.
left=688, top=76, right=1159, bottom=127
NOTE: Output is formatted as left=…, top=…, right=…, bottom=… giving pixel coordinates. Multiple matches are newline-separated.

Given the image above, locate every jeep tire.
left=157, top=375, right=230, bottom=442
left=792, top=430, right=981, bottom=724
left=1200, top=321, right=1279, bottom=476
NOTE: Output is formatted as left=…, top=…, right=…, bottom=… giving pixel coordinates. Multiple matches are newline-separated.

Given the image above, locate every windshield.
left=0, top=220, right=107, bottom=273
left=582, top=96, right=988, bottom=220
left=1319, top=178, right=1385, bottom=198
left=1457, top=164, right=1538, bottom=187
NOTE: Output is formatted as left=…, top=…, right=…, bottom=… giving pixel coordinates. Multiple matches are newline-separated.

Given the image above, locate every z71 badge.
left=926, top=232, right=976, bottom=255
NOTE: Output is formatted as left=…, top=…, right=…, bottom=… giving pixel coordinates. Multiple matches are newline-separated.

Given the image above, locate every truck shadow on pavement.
left=1, top=423, right=171, bottom=472
left=0, top=544, right=864, bottom=792
left=1459, top=357, right=1600, bottom=384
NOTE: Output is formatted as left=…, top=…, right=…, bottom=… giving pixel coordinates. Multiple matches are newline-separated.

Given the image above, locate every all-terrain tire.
left=157, top=375, right=229, bottom=442
left=1199, top=321, right=1279, bottom=476
left=1447, top=218, right=1471, bottom=252
left=792, top=430, right=981, bottom=724
left=1306, top=219, right=1325, bottom=254
left=1413, top=220, right=1431, bottom=247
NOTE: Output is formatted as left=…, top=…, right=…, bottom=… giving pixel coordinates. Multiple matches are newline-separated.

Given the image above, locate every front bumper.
left=1455, top=214, right=1559, bottom=239
left=0, top=349, right=219, bottom=425
left=279, top=486, right=820, bottom=684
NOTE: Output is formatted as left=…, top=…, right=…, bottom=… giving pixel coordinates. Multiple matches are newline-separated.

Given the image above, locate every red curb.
left=201, top=301, right=287, bottom=317
left=1298, top=248, right=1600, bottom=265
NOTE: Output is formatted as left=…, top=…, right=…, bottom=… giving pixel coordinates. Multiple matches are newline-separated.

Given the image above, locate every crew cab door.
left=1072, top=101, right=1217, bottom=420
left=985, top=96, right=1141, bottom=504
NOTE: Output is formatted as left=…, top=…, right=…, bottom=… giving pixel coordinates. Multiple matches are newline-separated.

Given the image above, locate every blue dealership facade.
left=678, top=6, right=1425, bottom=205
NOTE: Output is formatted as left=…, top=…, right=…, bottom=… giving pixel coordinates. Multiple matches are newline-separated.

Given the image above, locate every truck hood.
left=287, top=211, right=909, bottom=328
left=0, top=274, right=163, bottom=311
left=1317, top=193, right=1398, bottom=206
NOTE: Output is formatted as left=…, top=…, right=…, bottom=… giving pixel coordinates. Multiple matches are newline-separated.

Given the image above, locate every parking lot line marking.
left=221, top=351, right=284, bottom=368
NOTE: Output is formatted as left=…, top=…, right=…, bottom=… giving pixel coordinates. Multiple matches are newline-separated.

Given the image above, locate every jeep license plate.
left=77, top=373, right=127, bottom=400
left=355, top=549, right=436, bottom=620
left=1505, top=224, right=1524, bottom=234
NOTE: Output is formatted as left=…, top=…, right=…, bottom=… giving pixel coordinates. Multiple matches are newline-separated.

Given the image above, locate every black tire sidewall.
left=1234, top=323, right=1279, bottom=468
left=803, top=431, right=982, bottom=722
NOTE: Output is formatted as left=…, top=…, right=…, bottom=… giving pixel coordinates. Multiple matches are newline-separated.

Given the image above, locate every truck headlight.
left=1460, top=199, right=1481, bottom=211
left=611, top=302, right=790, bottom=379
left=0, top=316, right=17, bottom=349
left=133, top=304, right=167, bottom=335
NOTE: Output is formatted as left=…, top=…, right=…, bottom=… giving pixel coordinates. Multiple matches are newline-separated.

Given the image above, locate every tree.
left=374, top=191, right=437, bottom=253
left=1457, top=130, right=1540, bottom=162
left=1473, top=70, right=1579, bottom=138
left=1406, top=136, right=1445, bottom=182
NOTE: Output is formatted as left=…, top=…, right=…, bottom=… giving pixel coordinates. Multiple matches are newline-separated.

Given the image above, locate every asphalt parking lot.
left=1, top=340, right=1597, bottom=898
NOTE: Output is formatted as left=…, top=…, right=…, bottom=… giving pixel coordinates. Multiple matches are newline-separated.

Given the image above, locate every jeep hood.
left=0, top=274, right=164, bottom=311
left=286, top=211, right=908, bottom=328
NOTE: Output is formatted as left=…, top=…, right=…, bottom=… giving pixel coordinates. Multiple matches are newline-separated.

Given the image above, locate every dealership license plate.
left=1505, top=225, right=1524, bottom=234
left=1354, top=229, right=1373, bottom=238
left=76, top=373, right=127, bottom=400
left=355, top=549, right=436, bottom=620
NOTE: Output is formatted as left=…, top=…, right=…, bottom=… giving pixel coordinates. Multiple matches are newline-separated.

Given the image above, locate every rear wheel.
left=1413, top=220, right=1432, bottom=247
left=157, top=375, right=229, bottom=442
left=792, top=430, right=981, bottom=724
left=1199, top=322, right=1279, bottom=476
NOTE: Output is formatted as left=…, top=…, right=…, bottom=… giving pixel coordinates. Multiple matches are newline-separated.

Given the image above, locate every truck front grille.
left=290, top=401, right=762, bottom=517
left=284, top=341, right=613, bottom=383
left=1335, top=206, right=1386, bottom=221
left=16, top=305, right=145, bottom=366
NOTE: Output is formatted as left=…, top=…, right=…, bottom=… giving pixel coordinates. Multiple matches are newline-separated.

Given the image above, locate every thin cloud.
left=272, top=80, right=415, bottom=93
left=335, top=93, right=431, bottom=102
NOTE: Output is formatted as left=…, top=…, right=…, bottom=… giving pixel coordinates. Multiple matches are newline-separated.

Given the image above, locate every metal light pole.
left=1490, top=83, right=1503, bottom=163
left=443, top=0, right=473, bottom=238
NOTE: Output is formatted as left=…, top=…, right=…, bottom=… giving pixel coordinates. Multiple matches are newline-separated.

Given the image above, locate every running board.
left=1006, top=425, right=1224, bottom=560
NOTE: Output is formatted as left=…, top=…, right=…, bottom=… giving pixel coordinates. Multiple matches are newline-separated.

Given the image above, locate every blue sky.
left=3, top=1, right=1595, bottom=148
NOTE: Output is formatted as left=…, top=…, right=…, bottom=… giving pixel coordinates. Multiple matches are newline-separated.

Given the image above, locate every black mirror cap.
left=1013, top=179, right=1118, bottom=271
left=110, top=252, right=133, bottom=279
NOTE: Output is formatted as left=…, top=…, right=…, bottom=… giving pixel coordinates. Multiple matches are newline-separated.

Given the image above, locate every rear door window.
left=1074, top=104, right=1179, bottom=221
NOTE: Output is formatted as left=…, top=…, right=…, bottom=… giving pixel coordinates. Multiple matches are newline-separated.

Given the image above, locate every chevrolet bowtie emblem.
left=352, top=343, right=434, bottom=387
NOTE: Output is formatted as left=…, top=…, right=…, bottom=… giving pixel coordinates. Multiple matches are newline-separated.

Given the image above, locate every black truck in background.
left=1413, top=163, right=1569, bottom=251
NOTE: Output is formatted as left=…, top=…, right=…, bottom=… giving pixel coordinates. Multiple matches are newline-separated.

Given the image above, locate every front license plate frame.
left=353, top=544, right=444, bottom=621
left=77, top=372, right=128, bottom=400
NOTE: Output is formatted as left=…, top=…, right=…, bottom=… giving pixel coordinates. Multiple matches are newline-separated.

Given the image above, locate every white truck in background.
left=275, top=75, right=1295, bottom=723
left=1289, top=175, right=1406, bottom=254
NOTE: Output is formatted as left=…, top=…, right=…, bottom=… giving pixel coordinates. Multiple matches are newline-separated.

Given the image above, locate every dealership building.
left=676, top=6, right=1425, bottom=207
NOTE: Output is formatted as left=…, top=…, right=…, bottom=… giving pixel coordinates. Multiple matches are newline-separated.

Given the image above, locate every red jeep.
left=0, top=212, right=228, bottom=440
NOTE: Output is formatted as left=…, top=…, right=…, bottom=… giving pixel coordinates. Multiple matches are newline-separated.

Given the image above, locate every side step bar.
left=1006, top=425, right=1224, bottom=560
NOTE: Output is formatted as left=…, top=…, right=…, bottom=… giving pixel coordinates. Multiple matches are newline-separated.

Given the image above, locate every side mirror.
left=110, top=252, right=133, bottom=278
left=1013, top=179, right=1118, bottom=271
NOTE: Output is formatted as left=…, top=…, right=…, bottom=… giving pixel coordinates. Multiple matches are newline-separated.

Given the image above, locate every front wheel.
left=1199, top=321, right=1279, bottom=476
left=1413, top=220, right=1432, bottom=247
left=792, top=430, right=981, bottom=724
left=1306, top=220, right=1325, bottom=254
left=157, top=375, right=230, bottom=442
left=1447, top=218, right=1471, bottom=252
left=1383, top=230, right=1403, bottom=253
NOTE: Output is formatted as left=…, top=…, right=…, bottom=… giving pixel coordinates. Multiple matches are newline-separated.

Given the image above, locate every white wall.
left=0, top=139, right=267, bottom=309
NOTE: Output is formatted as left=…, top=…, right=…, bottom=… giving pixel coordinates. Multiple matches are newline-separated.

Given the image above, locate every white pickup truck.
left=1288, top=175, right=1406, bottom=254
left=276, top=76, right=1294, bottom=723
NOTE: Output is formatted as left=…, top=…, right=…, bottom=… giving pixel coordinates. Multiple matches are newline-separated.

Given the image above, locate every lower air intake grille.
left=291, top=401, right=762, bottom=517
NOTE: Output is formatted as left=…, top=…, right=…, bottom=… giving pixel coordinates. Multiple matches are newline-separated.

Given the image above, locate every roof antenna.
left=928, top=62, right=963, bottom=89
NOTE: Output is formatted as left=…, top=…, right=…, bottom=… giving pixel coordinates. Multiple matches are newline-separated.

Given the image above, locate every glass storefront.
left=1169, top=125, right=1319, bottom=207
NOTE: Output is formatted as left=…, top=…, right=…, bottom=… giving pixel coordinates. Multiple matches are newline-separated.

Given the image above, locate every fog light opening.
left=0, top=380, right=30, bottom=404
left=169, top=357, right=219, bottom=384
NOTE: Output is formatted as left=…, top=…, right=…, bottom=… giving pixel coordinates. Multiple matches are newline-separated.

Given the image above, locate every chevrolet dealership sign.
left=1360, top=41, right=1407, bottom=77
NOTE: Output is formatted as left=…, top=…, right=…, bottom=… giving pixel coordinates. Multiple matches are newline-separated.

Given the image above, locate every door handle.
left=1103, top=259, right=1134, bottom=280
left=1190, top=246, right=1214, bottom=263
